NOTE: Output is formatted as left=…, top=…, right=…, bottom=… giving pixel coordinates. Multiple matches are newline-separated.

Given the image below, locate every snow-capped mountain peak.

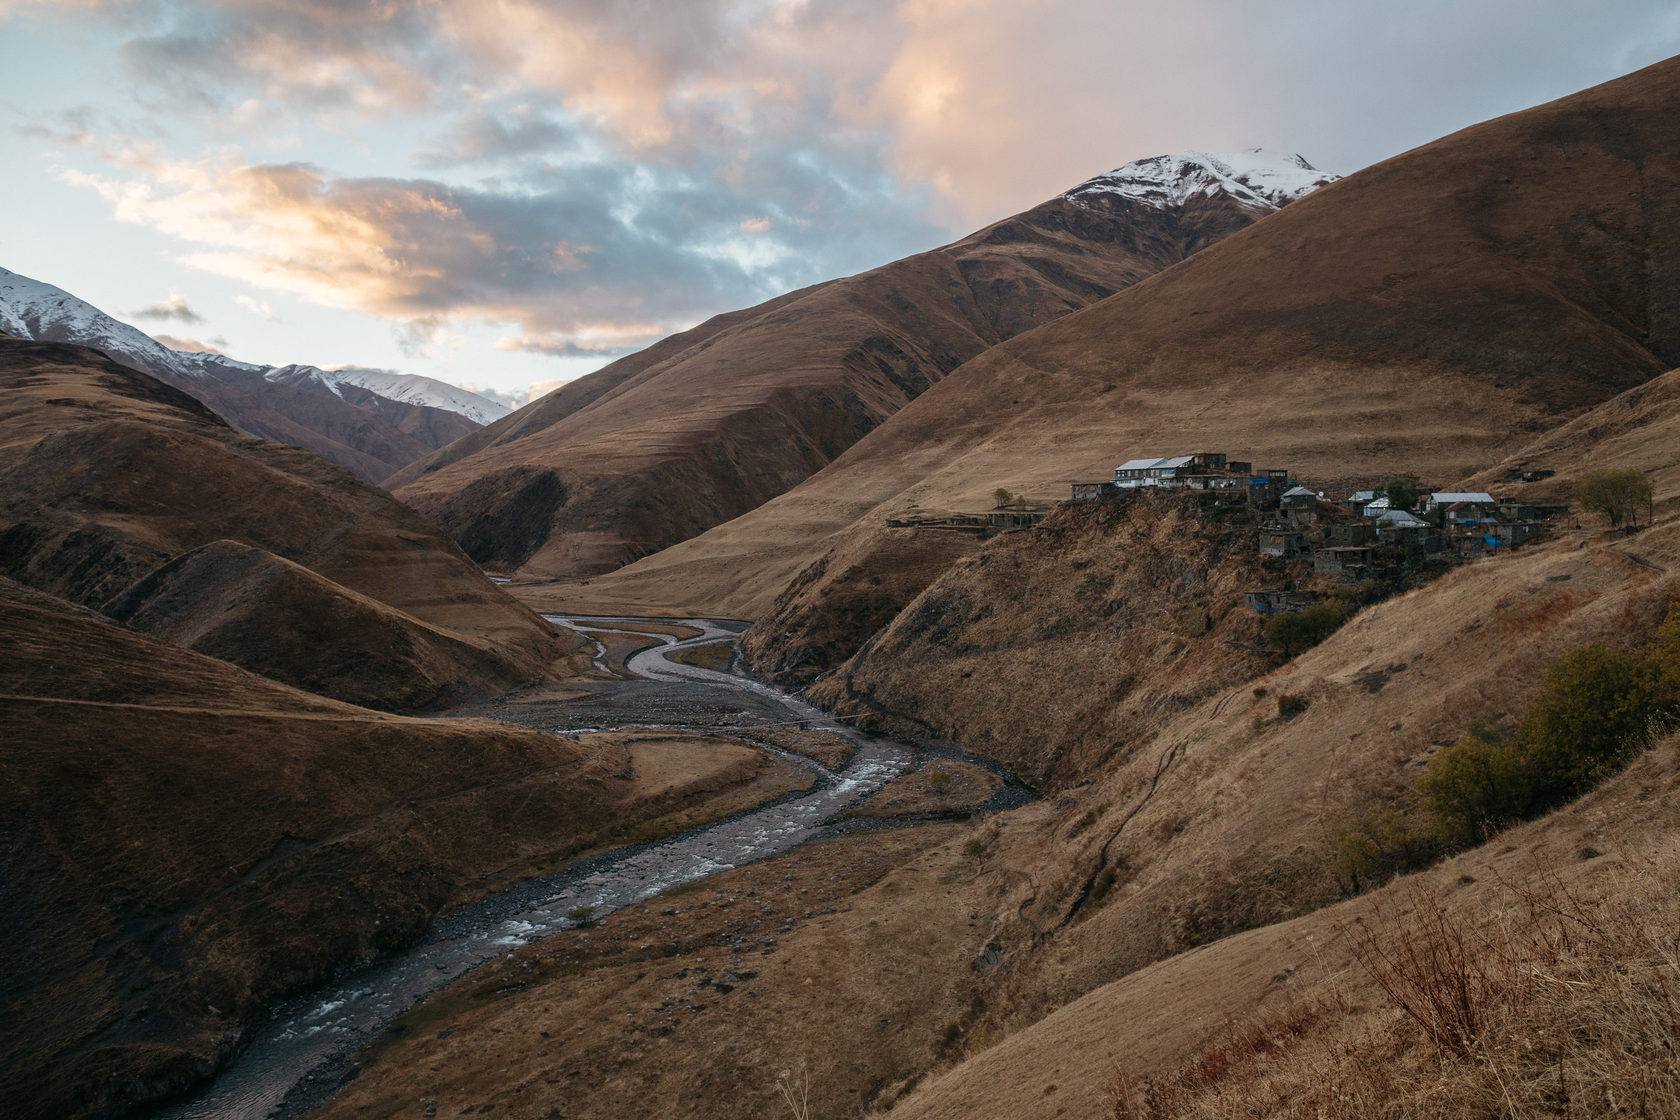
left=1066, top=149, right=1338, bottom=212
left=0, top=265, right=210, bottom=376
left=0, top=265, right=507, bottom=426
left=306, top=366, right=509, bottom=426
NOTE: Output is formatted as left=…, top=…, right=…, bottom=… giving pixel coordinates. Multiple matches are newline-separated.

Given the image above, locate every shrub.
left=1264, top=599, right=1350, bottom=657
left=1418, top=730, right=1532, bottom=847
left=1383, top=475, right=1420, bottom=512
left=1574, top=467, right=1653, bottom=527
left=565, top=904, right=597, bottom=923
left=1263, top=609, right=1312, bottom=656
left=1330, top=805, right=1430, bottom=892
left=1518, top=642, right=1652, bottom=806
left=928, top=768, right=952, bottom=791
left=1646, top=603, right=1680, bottom=716
left=1276, top=692, right=1309, bottom=718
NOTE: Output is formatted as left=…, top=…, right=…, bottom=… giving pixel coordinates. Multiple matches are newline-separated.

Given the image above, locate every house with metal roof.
left=1425, top=491, right=1497, bottom=515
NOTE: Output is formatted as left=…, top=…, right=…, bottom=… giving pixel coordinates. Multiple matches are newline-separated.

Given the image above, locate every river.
left=149, top=616, right=940, bottom=1119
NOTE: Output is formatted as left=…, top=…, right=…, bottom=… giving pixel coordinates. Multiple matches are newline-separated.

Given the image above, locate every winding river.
left=151, top=616, right=930, bottom=1120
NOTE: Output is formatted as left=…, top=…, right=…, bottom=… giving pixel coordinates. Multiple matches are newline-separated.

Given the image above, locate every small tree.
left=1264, top=610, right=1314, bottom=656
left=1383, top=475, right=1421, bottom=512
left=1418, top=730, right=1531, bottom=848
left=1264, top=599, right=1351, bottom=657
left=993, top=487, right=1013, bottom=508
left=1574, top=467, right=1654, bottom=527
left=1645, top=603, right=1680, bottom=718
left=1519, top=643, right=1652, bottom=806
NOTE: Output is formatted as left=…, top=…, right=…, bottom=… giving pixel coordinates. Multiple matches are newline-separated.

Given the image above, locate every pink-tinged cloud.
left=151, top=332, right=227, bottom=354
left=129, top=293, right=204, bottom=323
left=61, top=148, right=939, bottom=356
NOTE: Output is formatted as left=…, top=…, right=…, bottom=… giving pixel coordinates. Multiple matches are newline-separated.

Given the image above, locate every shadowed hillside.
left=0, top=336, right=577, bottom=709
left=0, top=578, right=798, bottom=1120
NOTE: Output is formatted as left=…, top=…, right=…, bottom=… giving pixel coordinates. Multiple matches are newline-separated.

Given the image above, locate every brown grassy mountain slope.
left=394, top=178, right=1302, bottom=578
left=0, top=578, right=786, bottom=1120
left=300, top=345, right=1680, bottom=1120
left=306, top=509, right=1680, bottom=1120
left=806, top=495, right=1280, bottom=789
left=887, top=734, right=1680, bottom=1120
left=0, top=337, right=577, bottom=709
left=1462, top=363, right=1680, bottom=510
left=105, top=539, right=535, bottom=710
left=555, top=53, right=1680, bottom=623
left=739, top=522, right=998, bottom=687
left=786, top=411, right=1680, bottom=1077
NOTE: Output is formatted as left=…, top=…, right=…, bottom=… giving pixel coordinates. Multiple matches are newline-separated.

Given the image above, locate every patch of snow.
left=1066, top=148, right=1338, bottom=212
left=315, top=365, right=510, bottom=425
left=0, top=265, right=507, bottom=425
left=0, top=265, right=197, bottom=377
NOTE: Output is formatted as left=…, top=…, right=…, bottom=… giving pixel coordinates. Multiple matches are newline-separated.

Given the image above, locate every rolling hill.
left=0, top=334, right=572, bottom=709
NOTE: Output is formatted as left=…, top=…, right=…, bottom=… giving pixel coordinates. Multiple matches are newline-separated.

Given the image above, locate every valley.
left=7, top=47, right=1680, bottom=1120
left=142, top=616, right=1023, bottom=1120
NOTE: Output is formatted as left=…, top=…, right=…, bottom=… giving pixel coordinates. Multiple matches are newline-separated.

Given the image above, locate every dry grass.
left=1104, top=866, right=1680, bottom=1118
left=671, top=639, right=737, bottom=672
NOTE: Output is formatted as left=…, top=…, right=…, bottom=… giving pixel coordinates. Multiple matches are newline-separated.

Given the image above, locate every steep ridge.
left=106, top=539, right=535, bottom=711
left=0, top=336, right=574, bottom=709
left=563, top=55, right=1680, bottom=624
left=0, top=267, right=505, bottom=482
left=0, top=577, right=771, bottom=1120
left=394, top=152, right=1334, bottom=578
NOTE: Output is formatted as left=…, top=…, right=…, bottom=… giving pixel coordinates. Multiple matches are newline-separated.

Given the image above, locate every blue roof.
left=1483, top=535, right=1504, bottom=548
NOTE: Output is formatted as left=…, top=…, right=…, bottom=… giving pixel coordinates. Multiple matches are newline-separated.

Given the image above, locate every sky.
left=2, top=1, right=1678, bottom=408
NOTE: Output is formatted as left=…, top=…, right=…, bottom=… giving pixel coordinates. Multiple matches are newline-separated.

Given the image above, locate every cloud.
left=455, top=381, right=537, bottom=411
left=20, top=0, right=1680, bottom=371
left=235, top=294, right=277, bottom=319
left=494, top=333, right=645, bottom=359
left=66, top=146, right=945, bottom=355
left=151, top=332, right=227, bottom=353
left=129, top=293, right=204, bottom=323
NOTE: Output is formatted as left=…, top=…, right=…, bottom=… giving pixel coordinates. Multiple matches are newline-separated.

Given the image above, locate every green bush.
left=1331, top=806, right=1430, bottom=893
left=1417, top=730, right=1532, bottom=847
left=1519, top=643, right=1652, bottom=806
left=1574, top=467, right=1654, bottom=527
left=1383, top=476, right=1420, bottom=512
left=1264, top=599, right=1351, bottom=657
left=1646, top=604, right=1680, bottom=716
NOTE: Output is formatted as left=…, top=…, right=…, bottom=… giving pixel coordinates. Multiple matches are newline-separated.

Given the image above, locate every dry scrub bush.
left=776, top=1063, right=812, bottom=1120
left=1104, top=870, right=1680, bottom=1118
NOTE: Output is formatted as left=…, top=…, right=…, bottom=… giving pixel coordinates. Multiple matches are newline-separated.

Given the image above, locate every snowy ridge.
left=287, top=365, right=509, bottom=425
left=0, top=265, right=217, bottom=378
left=0, top=265, right=505, bottom=425
left=1066, top=149, right=1338, bottom=212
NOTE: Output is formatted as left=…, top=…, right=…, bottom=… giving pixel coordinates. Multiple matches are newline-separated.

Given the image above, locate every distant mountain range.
left=391, top=149, right=1338, bottom=579
left=0, top=267, right=507, bottom=483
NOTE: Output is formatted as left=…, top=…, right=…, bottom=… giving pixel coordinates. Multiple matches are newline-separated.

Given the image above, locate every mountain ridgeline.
left=571, top=53, right=1680, bottom=634
left=0, top=267, right=508, bottom=483
left=390, top=151, right=1336, bottom=579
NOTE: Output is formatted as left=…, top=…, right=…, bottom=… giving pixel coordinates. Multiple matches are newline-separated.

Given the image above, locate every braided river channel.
left=149, top=616, right=1026, bottom=1120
